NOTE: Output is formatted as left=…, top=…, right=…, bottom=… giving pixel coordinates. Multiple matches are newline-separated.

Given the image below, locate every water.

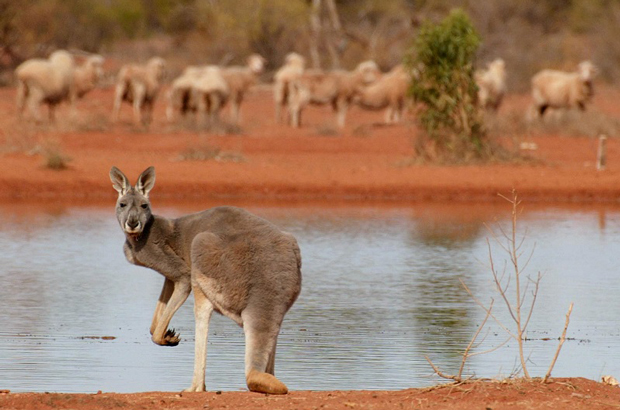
left=0, top=200, right=619, bottom=393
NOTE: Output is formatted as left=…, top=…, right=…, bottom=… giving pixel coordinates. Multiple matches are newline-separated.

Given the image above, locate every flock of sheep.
left=12, top=49, right=598, bottom=129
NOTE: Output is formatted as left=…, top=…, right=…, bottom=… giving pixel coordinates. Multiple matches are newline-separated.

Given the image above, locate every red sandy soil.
left=1, top=83, right=620, bottom=409
left=1, top=85, right=620, bottom=205
left=1, top=378, right=619, bottom=410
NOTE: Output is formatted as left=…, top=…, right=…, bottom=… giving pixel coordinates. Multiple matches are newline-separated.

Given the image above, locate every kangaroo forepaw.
left=246, top=370, right=288, bottom=395
left=164, top=328, right=181, bottom=345
left=153, top=328, right=180, bottom=346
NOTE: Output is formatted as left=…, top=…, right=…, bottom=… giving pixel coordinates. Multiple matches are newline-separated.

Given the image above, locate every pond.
left=0, top=200, right=619, bottom=393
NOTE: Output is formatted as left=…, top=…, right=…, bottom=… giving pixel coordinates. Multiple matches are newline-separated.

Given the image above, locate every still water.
left=0, top=200, right=618, bottom=393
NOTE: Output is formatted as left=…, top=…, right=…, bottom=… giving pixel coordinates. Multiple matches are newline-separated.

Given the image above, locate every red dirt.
left=1, top=378, right=619, bottom=410
left=1, top=84, right=620, bottom=409
left=2, top=86, right=620, bottom=205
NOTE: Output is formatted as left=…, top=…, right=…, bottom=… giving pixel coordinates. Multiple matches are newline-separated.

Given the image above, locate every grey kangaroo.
left=110, top=166, right=302, bottom=394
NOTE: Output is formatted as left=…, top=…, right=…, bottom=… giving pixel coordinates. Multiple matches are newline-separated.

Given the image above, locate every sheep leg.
left=16, top=82, right=26, bottom=119
left=384, top=106, right=394, bottom=124
left=274, top=82, right=285, bottom=123
left=26, top=86, right=44, bottom=123
left=69, top=89, right=78, bottom=120
left=231, top=96, right=241, bottom=124
left=335, top=99, right=348, bottom=129
left=132, top=84, right=146, bottom=125
left=143, top=100, right=153, bottom=126
left=111, top=83, right=126, bottom=123
left=196, top=92, right=208, bottom=129
left=209, top=94, right=222, bottom=129
left=165, top=90, right=175, bottom=122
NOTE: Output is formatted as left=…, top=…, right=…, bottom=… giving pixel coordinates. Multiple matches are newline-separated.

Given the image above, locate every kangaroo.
left=109, top=166, right=302, bottom=394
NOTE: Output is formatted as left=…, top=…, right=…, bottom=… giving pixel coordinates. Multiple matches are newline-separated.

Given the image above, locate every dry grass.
left=38, top=137, right=72, bottom=170
left=175, top=142, right=245, bottom=163
left=487, top=106, right=620, bottom=139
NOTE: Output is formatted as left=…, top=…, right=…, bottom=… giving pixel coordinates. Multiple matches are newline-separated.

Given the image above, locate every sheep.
left=15, top=49, right=76, bottom=122
left=165, top=65, right=205, bottom=122
left=220, top=54, right=266, bottom=124
left=475, top=58, right=506, bottom=111
left=191, top=65, right=230, bottom=128
left=530, top=60, right=597, bottom=118
left=287, top=60, right=381, bottom=129
left=111, top=56, right=166, bottom=126
left=273, top=52, right=305, bottom=124
left=352, top=64, right=411, bottom=124
left=73, top=54, right=105, bottom=99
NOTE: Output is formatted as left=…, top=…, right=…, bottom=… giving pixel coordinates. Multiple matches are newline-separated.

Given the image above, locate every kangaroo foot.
left=246, top=369, right=288, bottom=395
left=152, top=328, right=180, bottom=346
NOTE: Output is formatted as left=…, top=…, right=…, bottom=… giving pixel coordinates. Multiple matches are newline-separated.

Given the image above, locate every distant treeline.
left=1, top=0, right=618, bottom=90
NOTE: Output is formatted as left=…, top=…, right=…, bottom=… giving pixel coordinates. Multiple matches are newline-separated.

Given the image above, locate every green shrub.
left=406, top=9, right=489, bottom=163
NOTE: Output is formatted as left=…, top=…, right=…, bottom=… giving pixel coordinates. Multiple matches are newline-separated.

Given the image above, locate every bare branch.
left=522, top=273, right=541, bottom=331
left=460, top=279, right=517, bottom=340
left=457, top=299, right=495, bottom=378
left=543, top=302, right=574, bottom=383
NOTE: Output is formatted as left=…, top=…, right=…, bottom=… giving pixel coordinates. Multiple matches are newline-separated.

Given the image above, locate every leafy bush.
left=406, top=9, right=489, bottom=163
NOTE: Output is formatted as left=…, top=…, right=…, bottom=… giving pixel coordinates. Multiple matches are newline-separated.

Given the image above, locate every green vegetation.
left=406, top=9, right=488, bottom=162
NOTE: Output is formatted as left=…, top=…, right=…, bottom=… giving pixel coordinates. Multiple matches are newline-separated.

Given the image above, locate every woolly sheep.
left=15, top=49, right=76, bottom=122
left=191, top=65, right=230, bottom=128
left=273, top=52, right=305, bottom=124
left=112, top=56, right=166, bottom=126
left=352, top=64, right=410, bottom=124
left=165, top=66, right=205, bottom=122
left=288, top=60, right=381, bottom=129
left=530, top=60, right=597, bottom=118
left=220, top=54, right=266, bottom=124
left=73, top=54, right=105, bottom=99
left=475, top=58, right=506, bottom=111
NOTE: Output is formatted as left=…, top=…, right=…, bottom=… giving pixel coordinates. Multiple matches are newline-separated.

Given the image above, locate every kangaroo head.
left=109, top=166, right=156, bottom=239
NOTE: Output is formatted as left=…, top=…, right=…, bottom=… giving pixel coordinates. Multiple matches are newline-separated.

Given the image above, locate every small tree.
left=406, top=9, right=488, bottom=162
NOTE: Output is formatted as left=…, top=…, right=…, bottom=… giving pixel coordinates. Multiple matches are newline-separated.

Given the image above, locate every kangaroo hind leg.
left=184, top=284, right=214, bottom=392
left=243, top=312, right=288, bottom=394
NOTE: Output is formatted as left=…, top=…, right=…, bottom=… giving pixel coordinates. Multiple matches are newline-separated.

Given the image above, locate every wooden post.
left=597, top=134, right=607, bottom=171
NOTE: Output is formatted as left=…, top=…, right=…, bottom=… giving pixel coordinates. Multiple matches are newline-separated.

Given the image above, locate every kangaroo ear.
left=109, top=166, right=130, bottom=196
left=136, top=166, right=156, bottom=197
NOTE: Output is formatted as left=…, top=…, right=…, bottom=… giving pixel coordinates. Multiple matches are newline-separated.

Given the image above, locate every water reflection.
left=0, top=201, right=619, bottom=392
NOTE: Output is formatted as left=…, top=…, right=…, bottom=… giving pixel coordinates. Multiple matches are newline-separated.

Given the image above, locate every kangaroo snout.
left=125, top=219, right=141, bottom=232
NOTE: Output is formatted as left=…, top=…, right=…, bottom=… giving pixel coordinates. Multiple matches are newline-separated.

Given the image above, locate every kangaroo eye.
left=141, top=204, right=149, bottom=209
left=119, top=202, right=127, bottom=208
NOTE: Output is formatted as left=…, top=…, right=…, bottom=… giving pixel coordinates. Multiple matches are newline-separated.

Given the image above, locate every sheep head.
left=248, top=54, right=266, bottom=74
left=147, top=57, right=167, bottom=81
left=284, top=52, right=305, bottom=69
left=356, top=60, right=381, bottom=85
left=578, top=61, right=597, bottom=82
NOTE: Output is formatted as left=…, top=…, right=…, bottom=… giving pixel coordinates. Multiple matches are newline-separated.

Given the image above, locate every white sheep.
left=273, top=52, right=305, bottom=124
left=220, top=54, right=266, bottom=124
left=352, top=64, right=411, bottom=124
left=166, top=65, right=205, bottom=122
left=73, top=54, right=105, bottom=99
left=475, top=58, right=506, bottom=111
left=530, top=60, right=597, bottom=118
left=111, top=56, right=166, bottom=126
left=288, top=60, right=381, bottom=129
left=15, top=49, right=76, bottom=122
left=191, top=65, right=230, bottom=128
